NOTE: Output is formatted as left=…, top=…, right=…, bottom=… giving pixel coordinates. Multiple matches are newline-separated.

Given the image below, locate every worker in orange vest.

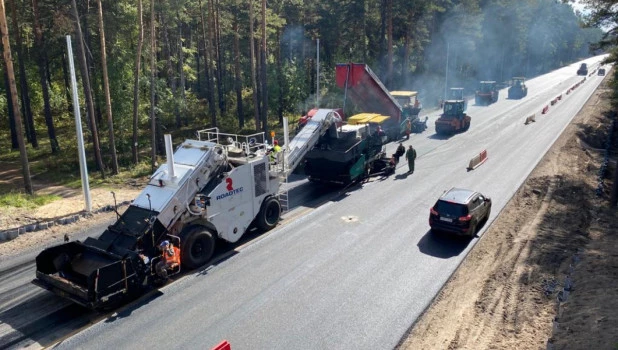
left=156, top=240, right=180, bottom=279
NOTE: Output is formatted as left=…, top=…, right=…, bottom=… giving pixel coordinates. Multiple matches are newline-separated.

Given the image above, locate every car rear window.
left=435, top=200, right=468, bottom=216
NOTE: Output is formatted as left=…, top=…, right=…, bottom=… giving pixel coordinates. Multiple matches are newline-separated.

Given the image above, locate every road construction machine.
left=577, top=63, right=588, bottom=76
left=335, top=63, right=427, bottom=140
left=33, top=110, right=346, bottom=309
left=507, top=77, right=528, bottom=99
left=303, top=116, right=392, bottom=185
left=435, top=100, right=471, bottom=135
left=447, top=88, right=467, bottom=111
left=297, top=108, right=345, bottom=131
left=475, top=81, right=499, bottom=105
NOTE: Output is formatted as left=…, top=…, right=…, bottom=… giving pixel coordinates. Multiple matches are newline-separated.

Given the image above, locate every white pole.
left=283, top=117, right=290, bottom=151
left=164, top=134, right=176, bottom=179
left=66, top=35, right=92, bottom=213
left=316, top=38, right=320, bottom=108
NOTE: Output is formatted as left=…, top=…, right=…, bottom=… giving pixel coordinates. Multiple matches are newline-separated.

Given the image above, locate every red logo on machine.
left=216, top=177, right=243, bottom=200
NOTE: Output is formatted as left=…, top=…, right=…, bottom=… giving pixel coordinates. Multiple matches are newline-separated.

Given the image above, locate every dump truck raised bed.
left=335, top=63, right=426, bottom=140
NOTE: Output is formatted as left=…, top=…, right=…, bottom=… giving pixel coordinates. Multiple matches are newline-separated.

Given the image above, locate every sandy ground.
left=398, top=76, right=618, bottom=349
left=0, top=175, right=143, bottom=257
left=0, top=76, right=617, bottom=349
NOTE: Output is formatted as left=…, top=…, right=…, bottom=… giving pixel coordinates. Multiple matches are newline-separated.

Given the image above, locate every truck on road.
left=475, top=81, right=499, bottom=106
left=507, top=77, right=528, bottom=99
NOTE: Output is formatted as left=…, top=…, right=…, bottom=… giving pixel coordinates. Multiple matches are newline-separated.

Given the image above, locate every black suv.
left=429, top=188, right=492, bottom=237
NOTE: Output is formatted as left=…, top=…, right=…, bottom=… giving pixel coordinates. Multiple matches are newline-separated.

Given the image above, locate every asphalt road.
left=0, top=55, right=608, bottom=350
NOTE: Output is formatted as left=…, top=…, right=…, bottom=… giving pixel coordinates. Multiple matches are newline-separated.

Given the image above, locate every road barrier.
left=467, top=149, right=488, bottom=171
left=557, top=94, right=562, bottom=101
left=542, top=105, right=549, bottom=114
left=211, top=340, right=231, bottom=350
left=524, top=114, right=536, bottom=125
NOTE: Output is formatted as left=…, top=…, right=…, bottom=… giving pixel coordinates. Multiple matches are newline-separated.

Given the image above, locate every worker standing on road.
left=393, top=142, right=405, bottom=165
left=156, top=240, right=180, bottom=279
left=406, top=145, right=417, bottom=174
left=405, top=118, right=412, bottom=140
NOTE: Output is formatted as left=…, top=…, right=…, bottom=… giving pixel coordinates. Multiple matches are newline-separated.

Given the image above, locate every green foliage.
left=0, top=0, right=609, bottom=195
left=0, top=191, right=60, bottom=209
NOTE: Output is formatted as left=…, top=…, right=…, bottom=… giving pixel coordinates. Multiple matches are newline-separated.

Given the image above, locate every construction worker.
left=270, top=140, right=282, bottom=163
left=405, top=118, right=412, bottom=140
left=155, top=240, right=180, bottom=279
left=393, top=142, right=405, bottom=165
left=406, top=145, right=417, bottom=174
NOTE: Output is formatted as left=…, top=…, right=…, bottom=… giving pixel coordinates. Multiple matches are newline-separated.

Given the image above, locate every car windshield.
left=435, top=201, right=468, bottom=216
left=444, top=103, right=463, bottom=116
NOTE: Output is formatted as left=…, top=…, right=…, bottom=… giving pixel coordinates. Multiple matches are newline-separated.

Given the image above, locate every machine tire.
left=469, top=222, right=478, bottom=238
left=463, top=120, right=470, bottom=131
left=256, top=196, right=281, bottom=231
left=180, top=225, right=216, bottom=269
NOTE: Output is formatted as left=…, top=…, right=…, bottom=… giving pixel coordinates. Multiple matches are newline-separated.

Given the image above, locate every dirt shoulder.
left=398, top=75, right=618, bottom=349
left=0, top=177, right=143, bottom=257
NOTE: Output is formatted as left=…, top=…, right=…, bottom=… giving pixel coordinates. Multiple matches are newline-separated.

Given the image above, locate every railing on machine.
left=196, top=128, right=269, bottom=158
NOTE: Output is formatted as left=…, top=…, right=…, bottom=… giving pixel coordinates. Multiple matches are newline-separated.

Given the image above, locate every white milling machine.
left=33, top=110, right=342, bottom=309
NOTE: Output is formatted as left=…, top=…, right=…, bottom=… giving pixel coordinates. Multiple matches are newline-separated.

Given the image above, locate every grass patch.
left=0, top=191, right=61, bottom=209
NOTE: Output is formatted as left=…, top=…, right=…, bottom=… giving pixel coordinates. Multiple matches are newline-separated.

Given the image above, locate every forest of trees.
left=0, top=0, right=608, bottom=194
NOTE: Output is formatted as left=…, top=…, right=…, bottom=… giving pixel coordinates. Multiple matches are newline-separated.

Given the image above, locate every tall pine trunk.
left=385, top=0, right=393, bottom=88
left=32, top=0, right=59, bottom=153
left=97, top=0, right=118, bottom=175
left=161, top=15, right=179, bottom=127
left=198, top=0, right=216, bottom=127
left=72, top=0, right=105, bottom=178
left=132, top=0, right=144, bottom=164
left=260, top=0, right=267, bottom=134
left=249, top=0, right=259, bottom=130
left=0, top=0, right=32, bottom=194
left=9, top=0, right=36, bottom=148
left=177, top=14, right=187, bottom=126
left=150, top=0, right=157, bottom=171
left=233, top=13, right=244, bottom=128
left=213, top=0, right=224, bottom=116
left=4, top=68, right=18, bottom=149
left=276, top=28, right=283, bottom=124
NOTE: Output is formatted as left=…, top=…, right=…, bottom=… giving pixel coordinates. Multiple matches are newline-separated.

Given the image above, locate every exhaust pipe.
left=164, top=134, right=176, bottom=179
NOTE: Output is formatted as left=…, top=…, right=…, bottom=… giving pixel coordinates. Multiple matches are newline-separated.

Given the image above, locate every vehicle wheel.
left=256, top=196, right=281, bottom=231
left=463, top=120, right=470, bottom=131
left=469, top=222, right=478, bottom=238
left=180, top=225, right=216, bottom=269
